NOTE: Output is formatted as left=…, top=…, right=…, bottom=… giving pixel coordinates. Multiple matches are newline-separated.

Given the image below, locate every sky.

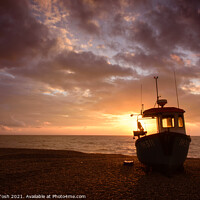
left=0, top=0, right=200, bottom=136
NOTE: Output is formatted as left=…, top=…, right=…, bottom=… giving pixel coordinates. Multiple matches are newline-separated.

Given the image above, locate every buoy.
left=123, top=160, right=134, bottom=166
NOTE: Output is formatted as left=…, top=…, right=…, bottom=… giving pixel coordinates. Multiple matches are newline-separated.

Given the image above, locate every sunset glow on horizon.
left=0, top=0, right=200, bottom=136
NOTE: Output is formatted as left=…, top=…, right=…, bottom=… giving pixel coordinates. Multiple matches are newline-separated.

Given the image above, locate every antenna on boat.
left=154, top=76, right=167, bottom=108
left=174, top=70, right=180, bottom=108
left=154, top=76, right=159, bottom=107
left=140, top=84, right=144, bottom=114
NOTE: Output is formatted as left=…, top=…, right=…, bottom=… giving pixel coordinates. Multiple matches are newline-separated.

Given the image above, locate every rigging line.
left=141, top=84, right=143, bottom=114
left=141, top=84, right=142, bottom=107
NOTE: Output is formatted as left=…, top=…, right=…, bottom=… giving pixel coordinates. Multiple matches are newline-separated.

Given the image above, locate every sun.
left=138, top=117, right=158, bottom=135
left=114, top=114, right=138, bottom=135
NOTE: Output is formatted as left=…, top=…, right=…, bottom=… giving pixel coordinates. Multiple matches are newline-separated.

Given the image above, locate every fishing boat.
left=132, top=77, right=191, bottom=173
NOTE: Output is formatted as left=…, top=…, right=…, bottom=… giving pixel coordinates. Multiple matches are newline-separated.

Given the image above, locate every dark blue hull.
left=135, top=132, right=191, bottom=171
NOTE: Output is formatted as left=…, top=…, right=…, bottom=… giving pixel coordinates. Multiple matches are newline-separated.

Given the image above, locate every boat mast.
left=154, top=76, right=159, bottom=107
left=174, top=70, right=180, bottom=108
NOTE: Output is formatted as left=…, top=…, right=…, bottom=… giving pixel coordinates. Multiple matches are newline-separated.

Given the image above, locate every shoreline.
left=0, top=148, right=200, bottom=199
left=0, top=147, right=198, bottom=159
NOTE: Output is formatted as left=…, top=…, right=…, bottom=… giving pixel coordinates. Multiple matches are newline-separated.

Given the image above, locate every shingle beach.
left=0, top=148, right=199, bottom=200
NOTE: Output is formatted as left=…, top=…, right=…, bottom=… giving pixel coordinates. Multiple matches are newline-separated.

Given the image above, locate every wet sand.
left=0, top=148, right=199, bottom=199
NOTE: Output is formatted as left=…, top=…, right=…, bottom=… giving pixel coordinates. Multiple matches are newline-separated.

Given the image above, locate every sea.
left=0, top=135, right=199, bottom=158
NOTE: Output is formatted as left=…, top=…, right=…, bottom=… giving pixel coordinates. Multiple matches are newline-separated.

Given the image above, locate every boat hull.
left=135, top=132, right=191, bottom=171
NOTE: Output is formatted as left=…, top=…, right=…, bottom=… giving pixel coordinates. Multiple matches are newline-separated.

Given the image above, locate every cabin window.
left=178, top=116, right=184, bottom=127
left=162, top=116, right=175, bottom=128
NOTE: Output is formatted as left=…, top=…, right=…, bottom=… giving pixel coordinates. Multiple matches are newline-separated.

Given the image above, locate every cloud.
left=1, top=49, right=137, bottom=129
left=59, top=0, right=125, bottom=35
left=10, top=50, right=136, bottom=89
left=111, top=0, right=200, bottom=82
left=0, top=0, right=199, bottom=135
left=55, top=50, right=135, bottom=79
left=0, top=0, right=57, bottom=68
